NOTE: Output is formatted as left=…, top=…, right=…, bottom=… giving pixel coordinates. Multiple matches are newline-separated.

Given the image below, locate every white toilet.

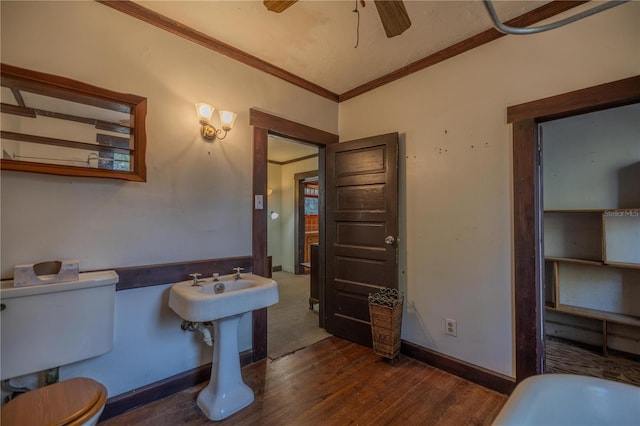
left=0, top=270, right=118, bottom=426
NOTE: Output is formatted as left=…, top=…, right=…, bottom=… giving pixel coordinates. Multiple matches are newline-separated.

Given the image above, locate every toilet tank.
left=0, top=271, right=118, bottom=380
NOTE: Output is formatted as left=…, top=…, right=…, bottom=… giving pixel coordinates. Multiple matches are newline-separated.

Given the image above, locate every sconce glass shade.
left=219, top=111, right=238, bottom=131
left=196, top=103, right=215, bottom=124
left=195, top=103, right=235, bottom=141
left=270, top=211, right=279, bottom=220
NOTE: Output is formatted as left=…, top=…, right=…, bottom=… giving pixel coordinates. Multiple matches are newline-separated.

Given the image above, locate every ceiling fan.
left=263, top=0, right=412, bottom=38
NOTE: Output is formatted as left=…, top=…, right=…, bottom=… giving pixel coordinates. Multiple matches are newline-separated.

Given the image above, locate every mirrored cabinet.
left=1, top=64, right=147, bottom=181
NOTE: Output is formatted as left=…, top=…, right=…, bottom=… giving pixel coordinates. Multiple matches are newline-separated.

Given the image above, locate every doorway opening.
left=249, top=109, right=337, bottom=362
left=509, top=75, right=640, bottom=383
left=267, top=135, right=330, bottom=359
left=540, top=103, right=640, bottom=386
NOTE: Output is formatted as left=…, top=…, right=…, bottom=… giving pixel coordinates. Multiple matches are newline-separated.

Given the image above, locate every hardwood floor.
left=546, top=336, right=640, bottom=387
left=99, top=337, right=507, bottom=425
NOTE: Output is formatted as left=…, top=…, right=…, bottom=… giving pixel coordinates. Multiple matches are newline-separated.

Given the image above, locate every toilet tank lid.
left=0, top=270, right=118, bottom=299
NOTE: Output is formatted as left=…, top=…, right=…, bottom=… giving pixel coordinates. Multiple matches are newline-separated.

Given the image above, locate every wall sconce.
left=270, top=211, right=279, bottom=220
left=195, top=103, right=237, bottom=141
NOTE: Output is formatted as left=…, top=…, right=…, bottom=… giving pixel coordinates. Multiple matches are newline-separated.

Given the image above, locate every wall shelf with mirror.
left=0, top=64, right=147, bottom=181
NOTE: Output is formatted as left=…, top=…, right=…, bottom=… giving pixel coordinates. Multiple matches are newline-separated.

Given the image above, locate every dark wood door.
left=325, top=133, right=399, bottom=346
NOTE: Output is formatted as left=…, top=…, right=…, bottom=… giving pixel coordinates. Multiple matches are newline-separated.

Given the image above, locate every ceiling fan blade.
left=373, top=0, right=412, bottom=38
left=263, top=0, right=298, bottom=13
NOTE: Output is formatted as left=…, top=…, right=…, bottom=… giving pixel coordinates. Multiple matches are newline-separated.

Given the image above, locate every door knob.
left=385, top=236, right=395, bottom=245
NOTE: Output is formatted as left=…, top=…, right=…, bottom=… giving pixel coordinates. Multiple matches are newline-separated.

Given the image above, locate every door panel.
left=326, top=133, right=399, bottom=346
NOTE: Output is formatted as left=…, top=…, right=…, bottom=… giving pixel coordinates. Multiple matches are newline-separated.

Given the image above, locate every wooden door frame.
left=508, top=75, right=640, bottom=382
left=295, top=170, right=319, bottom=276
left=249, top=108, right=338, bottom=362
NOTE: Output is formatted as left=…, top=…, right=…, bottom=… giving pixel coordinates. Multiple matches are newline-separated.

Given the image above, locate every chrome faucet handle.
left=232, top=267, right=244, bottom=279
left=189, top=273, right=202, bottom=286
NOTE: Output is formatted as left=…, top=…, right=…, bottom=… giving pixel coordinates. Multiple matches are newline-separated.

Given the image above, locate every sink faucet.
left=233, top=267, right=244, bottom=280
left=189, top=273, right=202, bottom=286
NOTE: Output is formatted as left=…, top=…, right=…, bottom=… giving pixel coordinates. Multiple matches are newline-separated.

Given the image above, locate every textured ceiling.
left=132, top=1, right=558, bottom=161
left=135, top=1, right=551, bottom=94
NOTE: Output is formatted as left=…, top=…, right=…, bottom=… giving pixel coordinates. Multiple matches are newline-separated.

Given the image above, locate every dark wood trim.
left=282, top=153, right=318, bottom=165
left=339, top=1, right=587, bottom=102
left=507, top=75, right=640, bottom=123
left=0, top=102, right=36, bottom=118
left=1, top=63, right=144, bottom=110
left=97, top=1, right=338, bottom=103
left=268, top=153, right=319, bottom=166
left=252, top=127, right=269, bottom=279
left=99, top=350, right=254, bottom=421
left=510, top=76, right=640, bottom=382
left=251, top=110, right=337, bottom=362
left=401, top=340, right=516, bottom=395
left=99, top=1, right=585, bottom=104
left=316, top=148, right=326, bottom=328
left=252, top=125, right=270, bottom=362
left=250, top=109, right=339, bottom=145
left=133, top=98, right=147, bottom=182
left=512, top=118, right=544, bottom=382
left=114, top=256, right=253, bottom=291
left=252, top=308, right=268, bottom=362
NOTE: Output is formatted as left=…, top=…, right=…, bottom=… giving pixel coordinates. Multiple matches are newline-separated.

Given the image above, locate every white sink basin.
left=169, top=273, right=278, bottom=322
left=168, top=272, right=279, bottom=421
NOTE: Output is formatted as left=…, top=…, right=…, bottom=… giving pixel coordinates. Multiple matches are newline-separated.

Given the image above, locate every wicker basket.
left=368, top=290, right=403, bottom=360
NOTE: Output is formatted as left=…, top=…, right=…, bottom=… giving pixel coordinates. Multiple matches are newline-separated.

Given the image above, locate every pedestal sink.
left=169, top=273, right=278, bottom=421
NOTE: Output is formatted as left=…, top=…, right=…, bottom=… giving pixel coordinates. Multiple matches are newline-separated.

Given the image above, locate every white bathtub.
left=493, top=374, right=640, bottom=426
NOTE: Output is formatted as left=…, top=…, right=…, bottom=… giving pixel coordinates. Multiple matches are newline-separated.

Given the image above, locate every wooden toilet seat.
left=1, top=377, right=107, bottom=426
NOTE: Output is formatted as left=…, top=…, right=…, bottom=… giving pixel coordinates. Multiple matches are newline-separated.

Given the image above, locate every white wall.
left=0, top=1, right=337, bottom=398
left=542, top=103, right=640, bottom=210
left=339, top=3, right=640, bottom=377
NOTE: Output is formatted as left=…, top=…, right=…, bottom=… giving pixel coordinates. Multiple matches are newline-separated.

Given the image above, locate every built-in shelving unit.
left=544, top=208, right=640, bottom=354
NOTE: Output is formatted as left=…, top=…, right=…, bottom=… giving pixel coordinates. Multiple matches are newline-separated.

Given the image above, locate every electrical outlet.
left=445, top=318, right=457, bottom=337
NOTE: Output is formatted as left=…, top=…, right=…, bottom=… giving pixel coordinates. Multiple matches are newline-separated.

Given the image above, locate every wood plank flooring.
left=546, top=336, right=640, bottom=387
left=99, top=337, right=507, bottom=425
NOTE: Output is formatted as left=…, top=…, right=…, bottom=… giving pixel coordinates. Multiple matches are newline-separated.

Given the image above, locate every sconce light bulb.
left=219, top=110, right=238, bottom=130
left=196, top=103, right=215, bottom=124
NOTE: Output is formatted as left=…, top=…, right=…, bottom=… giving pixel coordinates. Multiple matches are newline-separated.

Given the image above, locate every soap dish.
left=13, top=259, right=80, bottom=287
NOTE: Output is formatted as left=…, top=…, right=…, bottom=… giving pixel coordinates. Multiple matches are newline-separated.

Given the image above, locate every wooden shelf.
left=545, top=257, right=603, bottom=266
left=604, top=261, right=640, bottom=270
left=547, top=304, right=640, bottom=328
left=544, top=207, right=640, bottom=355
left=545, top=208, right=640, bottom=213
left=545, top=257, right=640, bottom=270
